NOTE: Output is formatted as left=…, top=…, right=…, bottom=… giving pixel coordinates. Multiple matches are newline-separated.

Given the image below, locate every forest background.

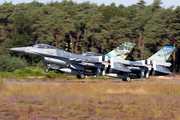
left=0, top=0, right=180, bottom=74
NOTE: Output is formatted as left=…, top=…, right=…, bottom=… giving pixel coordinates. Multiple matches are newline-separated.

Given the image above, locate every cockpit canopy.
left=81, top=52, right=102, bottom=56
left=32, top=44, right=57, bottom=49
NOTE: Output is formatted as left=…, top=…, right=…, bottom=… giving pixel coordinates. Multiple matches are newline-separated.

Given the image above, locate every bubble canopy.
left=32, top=44, right=57, bottom=49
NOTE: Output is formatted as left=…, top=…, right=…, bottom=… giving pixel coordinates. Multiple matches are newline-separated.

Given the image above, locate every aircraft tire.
left=126, top=76, right=131, bottom=82
left=93, top=75, right=97, bottom=78
left=80, top=74, right=85, bottom=79
left=45, top=69, right=49, bottom=73
left=122, top=77, right=131, bottom=82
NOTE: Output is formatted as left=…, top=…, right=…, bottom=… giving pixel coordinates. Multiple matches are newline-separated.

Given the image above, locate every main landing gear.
left=122, top=76, right=131, bottom=82
left=45, top=69, right=49, bottom=73
left=45, top=64, right=50, bottom=73
left=77, top=74, right=97, bottom=79
left=76, top=74, right=85, bottom=79
left=76, top=69, right=86, bottom=79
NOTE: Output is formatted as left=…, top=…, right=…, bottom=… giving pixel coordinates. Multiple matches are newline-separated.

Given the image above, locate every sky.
left=0, top=0, right=179, bottom=9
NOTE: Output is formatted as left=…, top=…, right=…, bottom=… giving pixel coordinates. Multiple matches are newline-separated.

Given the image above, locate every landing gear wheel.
left=76, top=75, right=81, bottom=79
left=45, top=69, right=49, bottom=73
left=126, top=76, right=131, bottom=82
left=122, top=76, right=131, bottom=82
left=80, top=74, right=85, bottom=79
left=93, top=75, right=97, bottom=78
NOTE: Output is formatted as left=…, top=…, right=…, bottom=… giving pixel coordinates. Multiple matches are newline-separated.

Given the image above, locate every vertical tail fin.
left=105, top=42, right=136, bottom=60
left=147, top=46, right=175, bottom=62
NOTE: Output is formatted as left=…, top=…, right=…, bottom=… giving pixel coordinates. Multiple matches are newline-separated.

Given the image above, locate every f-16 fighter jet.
left=9, top=42, right=174, bottom=81
left=107, top=46, right=175, bottom=81
left=8, top=42, right=135, bottom=79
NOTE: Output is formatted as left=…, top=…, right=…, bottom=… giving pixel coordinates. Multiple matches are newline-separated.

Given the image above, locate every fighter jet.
left=9, top=43, right=174, bottom=82
left=8, top=42, right=135, bottom=79
left=106, top=46, right=175, bottom=81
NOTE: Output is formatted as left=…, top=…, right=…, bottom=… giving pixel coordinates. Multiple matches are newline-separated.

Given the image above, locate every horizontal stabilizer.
left=155, top=70, right=172, bottom=74
left=154, top=65, right=172, bottom=74
left=130, top=61, right=145, bottom=67
left=112, top=67, right=132, bottom=73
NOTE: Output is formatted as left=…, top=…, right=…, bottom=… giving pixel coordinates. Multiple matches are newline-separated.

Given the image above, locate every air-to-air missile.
left=106, top=73, right=131, bottom=81
left=59, top=68, right=94, bottom=76
left=106, top=73, right=126, bottom=79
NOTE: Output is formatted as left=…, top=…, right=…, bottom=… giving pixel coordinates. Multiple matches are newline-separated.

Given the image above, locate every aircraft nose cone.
left=8, top=47, right=25, bottom=53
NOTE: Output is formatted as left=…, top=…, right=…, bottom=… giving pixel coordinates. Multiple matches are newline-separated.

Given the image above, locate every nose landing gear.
left=45, top=64, right=50, bottom=73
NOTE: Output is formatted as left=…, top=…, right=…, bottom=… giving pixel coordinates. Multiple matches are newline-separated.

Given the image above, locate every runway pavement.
left=4, top=77, right=180, bottom=84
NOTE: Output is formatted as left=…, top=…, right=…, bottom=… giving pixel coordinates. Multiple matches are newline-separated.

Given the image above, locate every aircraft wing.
left=155, top=69, right=172, bottom=74
left=128, top=60, right=171, bottom=68
left=110, top=61, right=132, bottom=73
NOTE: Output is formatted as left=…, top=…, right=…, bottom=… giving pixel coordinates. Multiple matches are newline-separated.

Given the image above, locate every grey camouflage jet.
left=9, top=44, right=174, bottom=81
left=8, top=42, right=135, bottom=79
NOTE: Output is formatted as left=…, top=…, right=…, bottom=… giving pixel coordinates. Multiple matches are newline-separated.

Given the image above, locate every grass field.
left=0, top=81, right=180, bottom=119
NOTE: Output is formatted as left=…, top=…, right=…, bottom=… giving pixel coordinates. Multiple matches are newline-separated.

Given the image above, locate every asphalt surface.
left=4, top=78, right=180, bottom=84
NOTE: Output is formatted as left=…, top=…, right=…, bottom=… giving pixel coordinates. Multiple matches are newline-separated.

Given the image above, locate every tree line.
left=0, top=0, right=180, bottom=73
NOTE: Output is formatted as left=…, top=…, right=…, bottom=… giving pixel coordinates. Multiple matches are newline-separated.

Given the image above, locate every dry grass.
left=0, top=81, right=180, bottom=119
